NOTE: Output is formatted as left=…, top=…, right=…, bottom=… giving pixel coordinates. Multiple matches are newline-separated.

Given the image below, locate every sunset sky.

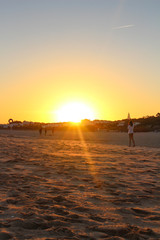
left=0, top=0, right=160, bottom=123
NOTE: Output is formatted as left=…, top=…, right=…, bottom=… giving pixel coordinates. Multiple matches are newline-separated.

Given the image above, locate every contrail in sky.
left=113, top=24, right=135, bottom=30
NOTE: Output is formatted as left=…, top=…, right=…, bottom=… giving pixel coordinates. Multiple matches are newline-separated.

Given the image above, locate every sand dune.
left=0, top=130, right=160, bottom=239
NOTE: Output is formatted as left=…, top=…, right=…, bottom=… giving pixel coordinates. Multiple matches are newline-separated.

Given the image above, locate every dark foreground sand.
left=0, top=130, right=160, bottom=239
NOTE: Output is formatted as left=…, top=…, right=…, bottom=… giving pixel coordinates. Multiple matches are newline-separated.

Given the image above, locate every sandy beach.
left=0, top=130, right=160, bottom=239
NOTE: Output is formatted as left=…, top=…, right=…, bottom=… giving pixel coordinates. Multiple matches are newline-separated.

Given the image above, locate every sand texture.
left=0, top=130, right=160, bottom=239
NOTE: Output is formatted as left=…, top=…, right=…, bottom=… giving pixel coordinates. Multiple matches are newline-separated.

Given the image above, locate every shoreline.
left=1, top=129, right=160, bottom=148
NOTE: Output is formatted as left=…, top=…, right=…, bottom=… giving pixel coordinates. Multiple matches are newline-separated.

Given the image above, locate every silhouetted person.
left=39, top=127, right=42, bottom=135
left=52, top=127, right=54, bottom=136
left=45, top=128, right=47, bottom=136
left=128, top=120, right=135, bottom=147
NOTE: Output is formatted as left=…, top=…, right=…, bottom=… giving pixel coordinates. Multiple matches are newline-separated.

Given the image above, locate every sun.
left=55, top=101, right=95, bottom=123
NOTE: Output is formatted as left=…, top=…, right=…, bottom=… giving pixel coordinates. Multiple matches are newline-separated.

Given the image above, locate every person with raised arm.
left=128, top=120, right=135, bottom=147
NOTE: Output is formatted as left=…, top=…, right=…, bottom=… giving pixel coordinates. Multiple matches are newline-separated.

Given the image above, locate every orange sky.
left=0, top=1, right=160, bottom=123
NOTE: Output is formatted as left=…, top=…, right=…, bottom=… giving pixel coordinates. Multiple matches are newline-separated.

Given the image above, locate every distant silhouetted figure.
left=128, top=120, right=135, bottom=147
left=45, top=128, right=47, bottom=136
left=39, top=127, right=42, bottom=135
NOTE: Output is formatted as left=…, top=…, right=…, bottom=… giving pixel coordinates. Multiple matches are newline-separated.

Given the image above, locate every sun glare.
left=56, top=102, right=95, bottom=123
